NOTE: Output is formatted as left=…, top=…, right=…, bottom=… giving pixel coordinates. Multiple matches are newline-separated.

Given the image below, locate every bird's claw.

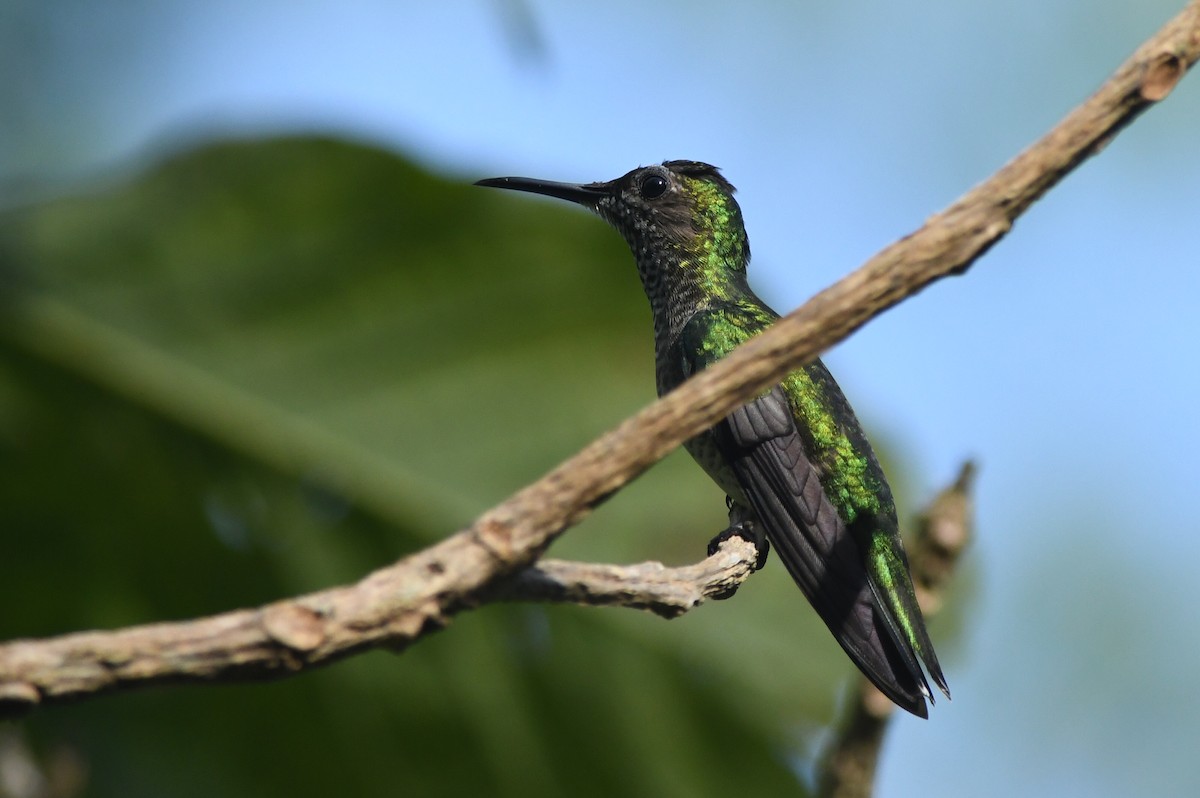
left=707, top=518, right=770, bottom=600
left=707, top=519, right=770, bottom=568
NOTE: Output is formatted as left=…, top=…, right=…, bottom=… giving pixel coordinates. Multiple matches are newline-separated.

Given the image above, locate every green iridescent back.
left=676, top=297, right=894, bottom=527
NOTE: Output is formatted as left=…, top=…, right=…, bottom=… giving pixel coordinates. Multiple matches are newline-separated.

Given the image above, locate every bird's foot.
left=707, top=518, right=769, bottom=600
left=707, top=519, right=770, bottom=568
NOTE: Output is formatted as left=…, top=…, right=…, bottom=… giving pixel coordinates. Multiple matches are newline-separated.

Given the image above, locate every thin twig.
left=1, top=1, right=1197, bottom=715
left=484, top=536, right=761, bottom=617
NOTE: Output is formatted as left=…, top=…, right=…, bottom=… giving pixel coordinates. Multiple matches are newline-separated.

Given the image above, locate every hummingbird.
left=476, top=161, right=948, bottom=717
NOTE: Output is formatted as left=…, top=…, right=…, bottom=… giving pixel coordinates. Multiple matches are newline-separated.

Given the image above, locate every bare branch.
left=2, top=1, right=1198, bottom=715
left=486, top=536, right=762, bottom=618
left=818, top=462, right=977, bottom=798
left=0, top=538, right=762, bottom=719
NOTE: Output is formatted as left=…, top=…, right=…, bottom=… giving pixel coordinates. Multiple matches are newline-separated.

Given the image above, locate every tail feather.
left=866, top=533, right=950, bottom=699
left=719, top=387, right=946, bottom=717
left=732, top=446, right=933, bottom=717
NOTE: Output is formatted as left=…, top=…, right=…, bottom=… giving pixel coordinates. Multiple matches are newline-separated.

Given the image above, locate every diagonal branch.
left=2, top=0, right=1198, bottom=716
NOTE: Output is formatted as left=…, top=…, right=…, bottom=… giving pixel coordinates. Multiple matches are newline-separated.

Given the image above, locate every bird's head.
left=476, top=161, right=750, bottom=277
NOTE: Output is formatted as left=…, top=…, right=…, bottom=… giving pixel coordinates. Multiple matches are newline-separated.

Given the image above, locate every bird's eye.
left=639, top=173, right=668, bottom=199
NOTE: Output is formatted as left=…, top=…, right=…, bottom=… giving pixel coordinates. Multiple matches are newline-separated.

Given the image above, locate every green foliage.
left=0, top=136, right=873, bottom=796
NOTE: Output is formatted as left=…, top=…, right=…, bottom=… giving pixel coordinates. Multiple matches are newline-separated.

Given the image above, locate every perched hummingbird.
left=476, top=161, right=948, bottom=717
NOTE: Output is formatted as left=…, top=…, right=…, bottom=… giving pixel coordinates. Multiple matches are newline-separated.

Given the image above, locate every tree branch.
left=2, top=1, right=1198, bottom=715
left=485, top=537, right=762, bottom=618
left=0, top=537, right=763, bottom=718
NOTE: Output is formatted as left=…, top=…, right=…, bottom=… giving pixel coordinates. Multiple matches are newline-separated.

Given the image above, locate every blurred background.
left=2, top=1, right=1198, bottom=796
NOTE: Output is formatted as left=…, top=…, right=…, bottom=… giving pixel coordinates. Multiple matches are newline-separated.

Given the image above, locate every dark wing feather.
left=717, top=387, right=932, bottom=717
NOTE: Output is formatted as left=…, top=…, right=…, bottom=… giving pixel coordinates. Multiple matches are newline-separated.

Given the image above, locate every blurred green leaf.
left=0, top=135, right=945, bottom=797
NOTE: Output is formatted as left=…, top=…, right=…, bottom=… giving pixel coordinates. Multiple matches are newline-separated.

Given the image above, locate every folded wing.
left=716, top=386, right=934, bottom=717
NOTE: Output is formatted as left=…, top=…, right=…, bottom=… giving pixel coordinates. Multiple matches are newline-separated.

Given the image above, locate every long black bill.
left=474, top=176, right=607, bottom=207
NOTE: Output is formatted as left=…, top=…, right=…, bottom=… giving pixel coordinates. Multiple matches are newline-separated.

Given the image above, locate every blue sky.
left=9, top=1, right=1200, bottom=795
